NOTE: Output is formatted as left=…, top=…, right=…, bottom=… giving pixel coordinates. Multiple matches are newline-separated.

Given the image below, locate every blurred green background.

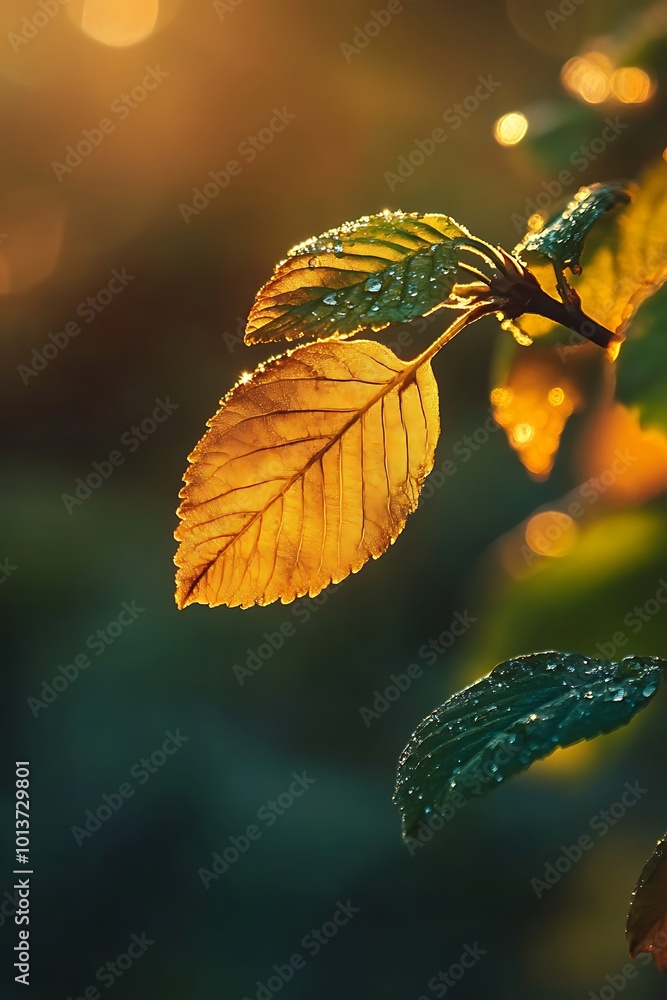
left=2, top=0, right=667, bottom=997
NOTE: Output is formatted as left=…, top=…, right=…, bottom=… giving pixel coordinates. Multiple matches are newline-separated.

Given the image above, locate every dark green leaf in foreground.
left=627, top=835, right=667, bottom=972
left=515, top=181, right=631, bottom=273
left=617, top=283, right=667, bottom=433
left=245, top=211, right=469, bottom=344
left=394, top=651, right=663, bottom=841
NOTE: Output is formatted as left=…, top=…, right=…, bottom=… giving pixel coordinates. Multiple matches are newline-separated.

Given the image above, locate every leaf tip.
left=628, top=916, right=667, bottom=972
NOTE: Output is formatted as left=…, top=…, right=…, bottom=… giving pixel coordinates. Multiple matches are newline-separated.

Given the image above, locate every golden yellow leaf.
left=174, top=338, right=440, bottom=608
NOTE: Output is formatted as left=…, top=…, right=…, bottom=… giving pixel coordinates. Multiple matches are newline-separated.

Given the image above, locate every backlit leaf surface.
left=627, top=835, right=667, bottom=972
left=175, top=339, right=440, bottom=608
left=245, top=211, right=468, bottom=345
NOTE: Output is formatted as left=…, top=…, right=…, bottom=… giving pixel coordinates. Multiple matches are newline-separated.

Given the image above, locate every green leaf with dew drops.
left=393, top=651, right=664, bottom=842
left=245, top=211, right=469, bottom=344
left=515, top=181, right=631, bottom=273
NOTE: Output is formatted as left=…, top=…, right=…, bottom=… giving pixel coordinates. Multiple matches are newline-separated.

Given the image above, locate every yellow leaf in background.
left=174, top=339, right=440, bottom=608
left=576, top=402, right=667, bottom=505
left=490, top=346, right=583, bottom=480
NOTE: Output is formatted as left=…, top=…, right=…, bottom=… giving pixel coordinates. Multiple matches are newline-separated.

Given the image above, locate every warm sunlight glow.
left=0, top=188, right=65, bottom=296
left=532, top=741, right=596, bottom=777
left=492, top=364, right=580, bottom=480
left=578, top=404, right=667, bottom=505
left=493, top=112, right=528, bottom=146
left=561, top=52, right=613, bottom=104
left=512, top=422, right=535, bottom=445
left=525, top=510, right=578, bottom=559
left=490, top=387, right=513, bottom=407
left=526, top=213, right=544, bottom=234
left=74, top=0, right=159, bottom=47
left=610, top=67, right=656, bottom=104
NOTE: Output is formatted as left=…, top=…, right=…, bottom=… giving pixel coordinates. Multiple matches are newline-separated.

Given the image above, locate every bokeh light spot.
left=610, top=67, right=655, bottom=104
left=525, top=510, right=578, bottom=559
left=526, top=213, right=544, bottom=234
left=561, top=52, right=612, bottom=104
left=511, top=422, right=534, bottom=445
left=74, top=0, right=159, bottom=47
left=493, top=112, right=528, bottom=146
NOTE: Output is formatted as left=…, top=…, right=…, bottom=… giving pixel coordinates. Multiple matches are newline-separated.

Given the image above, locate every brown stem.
left=524, top=285, right=617, bottom=350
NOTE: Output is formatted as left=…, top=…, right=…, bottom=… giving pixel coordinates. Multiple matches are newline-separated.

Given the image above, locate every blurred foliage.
left=617, top=284, right=667, bottom=432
